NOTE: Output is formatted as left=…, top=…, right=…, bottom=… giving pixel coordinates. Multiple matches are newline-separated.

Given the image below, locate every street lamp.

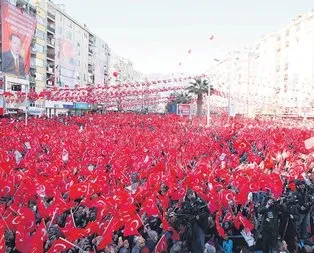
left=206, top=59, right=220, bottom=126
left=206, top=77, right=211, bottom=126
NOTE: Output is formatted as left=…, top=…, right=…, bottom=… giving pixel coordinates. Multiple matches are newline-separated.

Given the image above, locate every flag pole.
left=60, top=237, right=86, bottom=252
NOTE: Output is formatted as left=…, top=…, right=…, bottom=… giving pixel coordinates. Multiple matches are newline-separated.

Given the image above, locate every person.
left=258, top=197, right=281, bottom=253
left=181, top=189, right=210, bottom=253
left=2, top=34, right=25, bottom=77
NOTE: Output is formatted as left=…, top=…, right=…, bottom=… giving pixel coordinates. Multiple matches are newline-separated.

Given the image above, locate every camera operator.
left=278, top=190, right=300, bottom=253
left=170, top=189, right=210, bottom=253
left=294, top=180, right=314, bottom=240
left=258, top=195, right=281, bottom=253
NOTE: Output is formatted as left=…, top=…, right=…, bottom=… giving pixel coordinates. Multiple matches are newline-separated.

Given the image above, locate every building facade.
left=208, top=11, right=314, bottom=118
left=0, top=0, right=142, bottom=116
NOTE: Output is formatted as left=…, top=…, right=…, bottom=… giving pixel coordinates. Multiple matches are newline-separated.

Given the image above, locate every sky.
left=58, top=0, right=313, bottom=75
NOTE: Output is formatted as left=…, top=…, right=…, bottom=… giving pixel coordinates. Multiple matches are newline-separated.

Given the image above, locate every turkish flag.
left=237, top=213, right=254, bottom=232
left=98, top=217, right=116, bottom=249
left=63, top=227, right=86, bottom=242
left=47, top=238, right=74, bottom=253
left=215, top=214, right=226, bottom=238
left=155, top=234, right=168, bottom=253
left=29, top=219, right=47, bottom=253
left=68, top=182, right=89, bottom=200
left=141, top=198, right=160, bottom=216
left=123, top=214, right=143, bottom=237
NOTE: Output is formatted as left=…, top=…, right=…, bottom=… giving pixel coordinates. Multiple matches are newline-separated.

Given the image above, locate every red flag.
left=63, top=227, right=85, bottom=242
left=141, top=198, right=160, bottom=216
left=15, top=225, right=31, bottom=252
left=29, top=219, right=47, bottom=253
left=215, top=214, right=226, bottom=238
left=98, top=217, right=116, bottom=249
left=68, top=182, right=88, bottom=200
left=123, top=214, right=143, bottom=237
left=155, top=234, right=168, bottom=253
left=237, top=213, right=254, bottom=232
left=47, top=238, right=74, bottom=253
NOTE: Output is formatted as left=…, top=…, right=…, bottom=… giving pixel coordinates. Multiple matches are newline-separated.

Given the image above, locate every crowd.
left=0, top=113, right=313, bottom=253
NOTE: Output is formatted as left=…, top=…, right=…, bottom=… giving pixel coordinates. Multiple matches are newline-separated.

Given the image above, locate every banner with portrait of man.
left=1, top=0, right=36, bottom=78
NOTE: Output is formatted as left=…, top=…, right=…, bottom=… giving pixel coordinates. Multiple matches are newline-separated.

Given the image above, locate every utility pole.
left=206, top=78, right=211, bottom=126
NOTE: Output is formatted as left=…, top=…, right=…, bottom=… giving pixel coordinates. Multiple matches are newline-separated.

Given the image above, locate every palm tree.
left=186, top=78, right=211, bottom=116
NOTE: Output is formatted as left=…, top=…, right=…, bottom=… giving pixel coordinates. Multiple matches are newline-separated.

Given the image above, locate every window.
left=36, top=44, right=44, bottom=53
left=66, top=31, right=72, bottom=40
left=36, top=29, right=45, bottom=39
left=296, top=23, right=300, bottom=32
left=285, top=29, right=289, bottom=36
left=36, top=59, right=44, bottom=67
left=37, top=16, right=45, bottom=25
left=67, top=20, right=72, bottom=28
left=31, top=58, right=36, bottom=66
left=58, top=26, right=63, bottom=34
left=11, top=85, right=21, bottom=91
left=36, top=73, right=44, bottom=81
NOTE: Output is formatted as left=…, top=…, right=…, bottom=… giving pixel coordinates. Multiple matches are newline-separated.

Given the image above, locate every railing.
left=47, top=53, right=55, bottom=60
left=47, top=38, right=55, bottom=46
left=47, top=25, right=55, bottom=34
left=47, top=12, right=55, bottom=21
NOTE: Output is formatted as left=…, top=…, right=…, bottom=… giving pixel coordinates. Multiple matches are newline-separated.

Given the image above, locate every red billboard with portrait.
left=1, top=0, right=36, bottom=78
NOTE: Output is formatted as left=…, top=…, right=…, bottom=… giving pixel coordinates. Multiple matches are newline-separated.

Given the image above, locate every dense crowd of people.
left=0, top=113, right=313, bottom=253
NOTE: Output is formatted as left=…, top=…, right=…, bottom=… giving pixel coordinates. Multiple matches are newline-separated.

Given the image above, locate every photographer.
left=172, top=189, right=210, bottom=253
left=294, top=180, right=314, bottom=240
left=258, top=196, right=281, bottom=253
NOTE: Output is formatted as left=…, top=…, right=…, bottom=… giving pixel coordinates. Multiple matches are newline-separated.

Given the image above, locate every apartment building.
left=208, top=10, right=314, bottom=117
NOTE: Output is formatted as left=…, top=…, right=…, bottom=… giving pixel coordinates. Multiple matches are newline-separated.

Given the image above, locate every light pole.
left=206, top=77, right=211, bottom=126
left=25, top=83, right=29, bottom=126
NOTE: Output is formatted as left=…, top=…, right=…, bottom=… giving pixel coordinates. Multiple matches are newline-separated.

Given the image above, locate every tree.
left=165, top=92, right=191, bottom=113
left=186, top=78, right=212, bottom=116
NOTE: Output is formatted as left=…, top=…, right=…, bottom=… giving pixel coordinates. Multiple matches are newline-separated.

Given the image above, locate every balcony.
left=89, top=37, right=95, bottom=45
left=46, top=67, right=54, bottom=74
left=47, top=12, right=55, bottom=22
left=29, top=76, right=36, bottom=82
left=47, top=53, right=55, bottom=61
left=47, top=38, right=55, bottom=48
left=46, top=78, right=55, bottom=86
left=31, top=46, right=36, bottom=55
left=88, top=48, right=93, bottom=55
left=47, top=25, right=55, bottom=34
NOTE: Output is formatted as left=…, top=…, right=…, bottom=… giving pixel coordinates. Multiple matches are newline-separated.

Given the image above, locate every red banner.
left=1, top=0, right=36, bottom=78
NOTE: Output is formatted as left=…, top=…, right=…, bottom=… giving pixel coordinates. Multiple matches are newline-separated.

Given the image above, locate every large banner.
left=94, top=58, right=105, bottom=85
left=58, top=39, right=78, bottom=88
left=1, top=0, right=36, bottom=78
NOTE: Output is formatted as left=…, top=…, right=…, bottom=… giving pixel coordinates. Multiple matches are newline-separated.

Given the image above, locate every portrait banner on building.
left=58, top=39, right=78, bottom=88
left=1, top=0, right=36, bottom=78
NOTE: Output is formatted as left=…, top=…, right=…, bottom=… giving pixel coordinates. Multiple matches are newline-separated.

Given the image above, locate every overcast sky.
left=58, top=0, right=314, bottom=75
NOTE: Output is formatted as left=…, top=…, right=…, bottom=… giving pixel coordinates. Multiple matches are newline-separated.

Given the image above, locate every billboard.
left=1, top=0, right=36, bottom=78
left=177, top=104, right=191, bottom=116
